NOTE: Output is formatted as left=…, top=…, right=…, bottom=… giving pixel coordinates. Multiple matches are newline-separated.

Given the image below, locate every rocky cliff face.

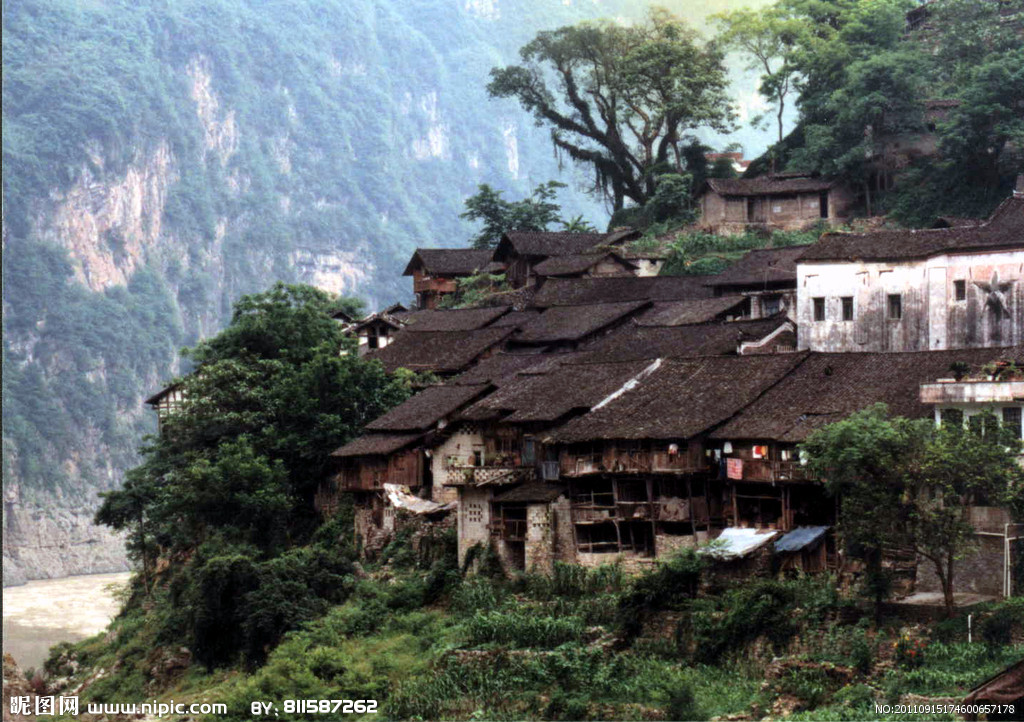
left=2, top=0, right=617, bottom=584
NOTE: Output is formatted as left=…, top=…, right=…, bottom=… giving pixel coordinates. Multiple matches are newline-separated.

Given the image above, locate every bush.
left=663, top=680, right=703, bottom=721
left=980, top=598, right=1023, bottom=646
left=617, top=548, right=704, bottom=641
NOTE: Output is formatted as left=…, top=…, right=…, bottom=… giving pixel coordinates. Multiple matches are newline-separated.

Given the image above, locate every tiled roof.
left=486, top=309, right=542, bottom=328
left=705, top=176, right=834, bottom=196
left=331, top=432, right=424, bottom=457
left=402, top=248, right=496, bottom=276
left=513, top=300, right=650, bottom=344
left=634, top=297, right=750, bottom=327
left=709, top=245, right=810, bottom=288
left=399, top=306, right=511, bottom=332
left=580, top=317, right=792, bottom=361
left=366, top=383, right=493, bottom=432
left=459, top=358, right=657, bottom=423
left=449, top=352, right=555, bottom=387
left=546, top=354, right=806, bottom=442
left=499, top=231, right=610, bottom=258
left=495, top=229, right=640, bottom=261
left=367, top=327, right=514, bottom=374
left=710, top=348, right=1020, bottom=442
left=531, top=276, right=716, bottom=307
left=799, top=196, right=1024, bottom=262
left=532, top=252, right=637, bottom=277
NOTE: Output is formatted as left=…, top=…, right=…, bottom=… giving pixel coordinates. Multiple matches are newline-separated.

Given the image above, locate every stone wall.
left=915, top=533, right=1006, bottom=597
left=457, top=486, right=493, bottom=567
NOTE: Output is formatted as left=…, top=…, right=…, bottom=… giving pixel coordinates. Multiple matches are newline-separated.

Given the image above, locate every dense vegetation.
left=92, top=284, right=410, bottom=667
left=47, top=540, right=1024, bottom=720
left=727, top=0, right=1024, bottom=223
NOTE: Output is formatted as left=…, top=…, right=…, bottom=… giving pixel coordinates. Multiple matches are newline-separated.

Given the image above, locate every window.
left=813, top=297, right=826, bottom=321
left=762, top=295, right=782, bottom=316
left=819, top=191, right=829, bottom=219
left=954, top=280, right=966, bottom=301
left=888, top=294, right=902, bottom=320
left=1003, top=407, right=1022, bottom=438
left=522, top=438, right=536, bottom=465
left=841, top=296, right=854, bottom=321
left=940, top=408, right=963, bottom=428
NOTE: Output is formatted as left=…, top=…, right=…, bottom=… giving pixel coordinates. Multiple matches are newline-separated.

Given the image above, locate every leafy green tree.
left=97, top=283, right=410, bottom=570
left=713, top=8, right=802, bottom=144
left=460, top=181, right=566, bottom=250
left=487, top=8, right=733, bottom=211
left=803, top=404, right=1023, bottom=618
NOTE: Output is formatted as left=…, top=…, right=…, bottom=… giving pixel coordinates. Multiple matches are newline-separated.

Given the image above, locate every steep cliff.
left=1, top=0, right=623, bottom=584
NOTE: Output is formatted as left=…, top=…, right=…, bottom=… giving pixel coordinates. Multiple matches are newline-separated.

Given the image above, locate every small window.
left=940, top=408, right=963, bottom=428
left=762, top=295, right=782, bottom=316
left=841, top=297, right=854, bottom=321
left=954, top=280, right=966, bottom=301
left=1003, top=407, right=1022, bottom=438
left=522, top=438, right=536, bottom=465
left=813, top=297, right=826, bottom=322
left=888, top=294, right=902, bottom=320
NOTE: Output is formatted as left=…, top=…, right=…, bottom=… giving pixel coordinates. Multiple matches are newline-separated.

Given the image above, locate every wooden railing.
left=563, top=452, right=705, bottom=476
left=739, top=459, right=811, bottom=483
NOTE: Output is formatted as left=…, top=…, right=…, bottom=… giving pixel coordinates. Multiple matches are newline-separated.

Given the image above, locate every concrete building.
left=797, top=191, right=1024, bottom=352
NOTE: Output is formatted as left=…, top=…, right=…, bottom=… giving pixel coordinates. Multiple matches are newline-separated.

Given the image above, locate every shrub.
left=663, top=680, right=703, bottom=721
left=980, top=598, right=1023, bottom=646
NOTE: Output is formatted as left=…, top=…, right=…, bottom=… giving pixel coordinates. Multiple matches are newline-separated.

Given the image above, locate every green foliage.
left=660, top=226, right=822, bottom=276
left=464, top=609, right=586, bottom=648
left=737, top=0, right=1022, bottom=219
left=461, top=181, right=568, bottom=250
left=617, top=548, right=704, bottom=641
left=980, top=597, right=1024, bottom=647
left=489, top=8, right=733, bottom=210
left=803, top=404, right=1024, bottom=617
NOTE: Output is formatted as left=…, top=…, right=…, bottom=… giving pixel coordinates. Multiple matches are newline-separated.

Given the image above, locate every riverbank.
left=2, top=572, right=130, bottom=670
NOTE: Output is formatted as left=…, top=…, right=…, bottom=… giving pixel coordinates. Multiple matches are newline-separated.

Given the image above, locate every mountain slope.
left=1, top=0, right=626, bottom=583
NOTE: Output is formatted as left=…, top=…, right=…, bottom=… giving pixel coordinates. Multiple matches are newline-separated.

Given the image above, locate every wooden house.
left=402, top=248, right=501, bottom=309
left=697, top=174, right=854, bottom=235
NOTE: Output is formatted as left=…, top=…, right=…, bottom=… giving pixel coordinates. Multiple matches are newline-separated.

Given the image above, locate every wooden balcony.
left=562, top=452, right=705, bottom=477
left=338, top=468, right=386, bottom=492
left=413, top=276, right=457, bottom=294
left=738, top=458, right=811, bottom=483
left=444, top=465, right=537, bottom=487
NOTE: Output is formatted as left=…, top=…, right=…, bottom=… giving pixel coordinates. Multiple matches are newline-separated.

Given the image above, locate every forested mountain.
left=1, top=0, right=641, bottom=583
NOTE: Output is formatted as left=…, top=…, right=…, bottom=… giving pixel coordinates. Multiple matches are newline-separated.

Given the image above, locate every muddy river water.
left=2, top=572, right=131, bottom=670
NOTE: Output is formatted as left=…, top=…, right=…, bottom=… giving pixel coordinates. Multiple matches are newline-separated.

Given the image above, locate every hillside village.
left=148, top=177, right=1024, bottom=610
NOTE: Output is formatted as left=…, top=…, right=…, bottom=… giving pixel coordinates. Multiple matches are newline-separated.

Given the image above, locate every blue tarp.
left=775, top=526, right=828, bottom=553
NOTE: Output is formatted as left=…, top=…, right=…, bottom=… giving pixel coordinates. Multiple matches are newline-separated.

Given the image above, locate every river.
left=2, top=572, right=131, bottom=671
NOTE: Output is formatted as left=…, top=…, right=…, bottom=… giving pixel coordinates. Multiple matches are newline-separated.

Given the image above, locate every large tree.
left=803, top=404, right=1023, bottom=618
left=487, top=9, right=733, bottom=211
left=97, top=283, right=410, bottom=570
left=712, top=8, right=803, bottom=145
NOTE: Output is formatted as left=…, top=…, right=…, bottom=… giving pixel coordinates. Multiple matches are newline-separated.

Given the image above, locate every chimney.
left=1015, top=175, right=1024, bottom=199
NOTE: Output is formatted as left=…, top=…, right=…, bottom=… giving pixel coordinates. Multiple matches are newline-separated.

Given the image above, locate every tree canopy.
left=803, top=404, right=1023, bottom=617
left=460, top=181, right=567, bottom=249
left=488, top=8, right=733, bottom=211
